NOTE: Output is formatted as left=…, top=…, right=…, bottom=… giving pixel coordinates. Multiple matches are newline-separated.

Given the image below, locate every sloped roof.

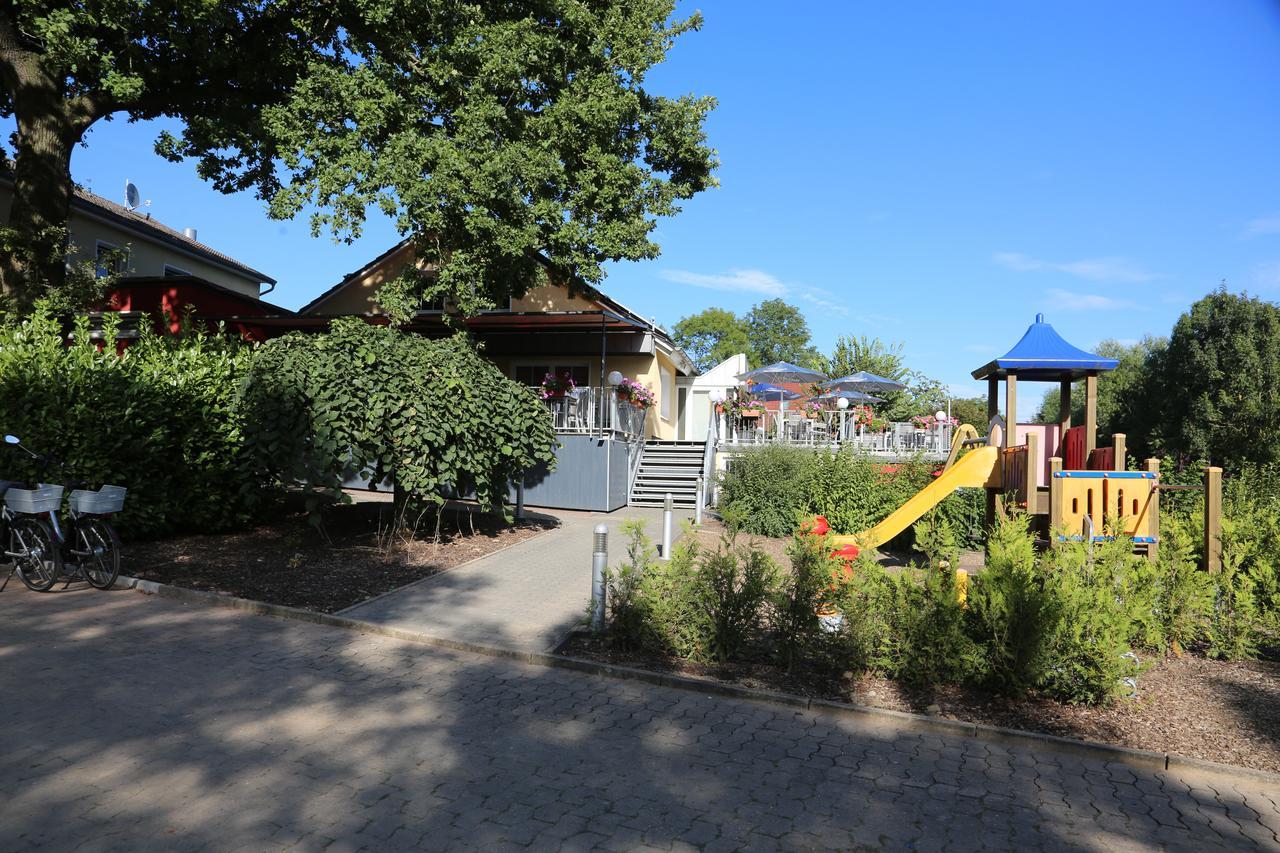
left=0, top=173, right=274, bottom=285
left=971, top=314, right=1119, bottom=380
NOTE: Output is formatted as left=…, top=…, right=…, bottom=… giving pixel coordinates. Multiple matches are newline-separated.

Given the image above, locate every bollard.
left=515, top=480, right=525, bottom=521
left=661, top=492, right=674, bottom=560
left=694, top=475, right=704, bottom=527
left=591, top=523, right=608, bottom=632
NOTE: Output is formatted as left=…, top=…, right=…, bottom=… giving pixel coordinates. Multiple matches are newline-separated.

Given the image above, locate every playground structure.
left=828, top=314, right=1224, bottom=572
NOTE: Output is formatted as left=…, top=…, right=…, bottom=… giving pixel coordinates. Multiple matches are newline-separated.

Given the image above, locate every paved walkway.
left=342, top=506, right=691, bottom=653
left=2, top=588, right=1278, bottom=851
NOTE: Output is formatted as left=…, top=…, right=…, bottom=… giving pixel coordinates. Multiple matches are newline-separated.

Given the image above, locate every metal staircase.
left=629, top=440, right=706, bottom=507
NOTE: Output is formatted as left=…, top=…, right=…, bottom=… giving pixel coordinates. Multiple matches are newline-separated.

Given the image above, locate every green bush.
left=600, top=520, right=656, bottom=651
left=717, top=445, right=816, bottom=537
left=719, top=445, right=984, bottom=549
left=688, top=538, right=777, bottom=663
left=967, top=513, right=1060, bottom=695
left=770, top=532, right=843, bottom=672
left=240, top=318, right=557, bottom=518
left=0, top=310, right=255, bottom=537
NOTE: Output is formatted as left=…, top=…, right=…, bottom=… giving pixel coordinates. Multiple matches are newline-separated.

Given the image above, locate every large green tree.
left=1036, top=337, right=1165, bottom=449
left=744, top=298, right=820, bottom=367
left=0, top=1, right=716, bottom=315
left=672, top=307, right=750, bottom=372
left=1147, top=289, right=1280, bottom=469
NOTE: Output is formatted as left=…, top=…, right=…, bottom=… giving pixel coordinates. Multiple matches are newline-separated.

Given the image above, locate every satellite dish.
left=125, top=180, right=140, bottom=210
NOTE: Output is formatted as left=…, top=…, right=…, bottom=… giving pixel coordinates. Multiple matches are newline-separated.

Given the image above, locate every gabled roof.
left=972, top=314, right=1119, bottom=381
left=0, top=173, right=275, bottom=285
left=299, top=237, right=674, bottom=340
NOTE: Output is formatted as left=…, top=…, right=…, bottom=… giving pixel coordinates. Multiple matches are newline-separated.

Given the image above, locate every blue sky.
left=7, top=1, right=1280, bottom=416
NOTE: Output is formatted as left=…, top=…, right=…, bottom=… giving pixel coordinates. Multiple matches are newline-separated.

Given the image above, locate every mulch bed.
left=559, top=635, right=1280, bottom=773
left=123, top=500, right=557, bottom=613
left=571, top=516, right=1280, bottom=773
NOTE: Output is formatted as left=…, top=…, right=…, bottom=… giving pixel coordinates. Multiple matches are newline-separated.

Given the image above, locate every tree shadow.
left=0, top=586, right=1274, bottom=851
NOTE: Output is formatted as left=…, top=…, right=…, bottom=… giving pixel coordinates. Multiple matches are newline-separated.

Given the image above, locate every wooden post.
left=1025, top=432, right=1039, bottom=510
left=987, top=377, right=999, bottom=423
left=1145, top=458, right=1160, bottom=562
left=1084, top=374, right=1098, bottom=457
left=1204, top=466, right=1222, bottom=574
left=1113, top=433, right=1126, bottom=471
left=1058, top=379, right=1072, bottom=457
left=1049, top=456, right=1063, bottom=538
left=1004, top=374, right=1017, bottom=449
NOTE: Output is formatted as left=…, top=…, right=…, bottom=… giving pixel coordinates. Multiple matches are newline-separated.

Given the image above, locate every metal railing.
left=537, top=386, right=648, bottom=439
left=718, top=411, right=953, bottom=455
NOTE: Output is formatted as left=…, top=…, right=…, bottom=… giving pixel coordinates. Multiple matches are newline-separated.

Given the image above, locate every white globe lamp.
left=607, top=370, right=624, bottom=387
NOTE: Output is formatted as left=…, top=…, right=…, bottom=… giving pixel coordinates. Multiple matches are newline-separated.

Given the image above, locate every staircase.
left=629, top=440, right=706, bottom=508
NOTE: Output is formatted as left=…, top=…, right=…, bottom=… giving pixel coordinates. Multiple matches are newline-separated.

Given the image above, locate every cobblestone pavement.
left=1, top=587, right=1278, bottom=852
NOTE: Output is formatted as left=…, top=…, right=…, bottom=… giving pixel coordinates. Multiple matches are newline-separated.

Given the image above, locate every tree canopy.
left=1036, top=337, right=1165, bottom=446
left=1147, top=289, right=1280, bottom=469
left=822, top=335, right=908, bottom=381
left=0, top=1, right=716, bottom=316
left=744, top=299, right=821, bottom=367
left=671, top=307, right=751, bottom=372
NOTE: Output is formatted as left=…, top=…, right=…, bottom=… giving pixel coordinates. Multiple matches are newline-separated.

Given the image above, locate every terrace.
left=718, top=410, right=954, bottom=458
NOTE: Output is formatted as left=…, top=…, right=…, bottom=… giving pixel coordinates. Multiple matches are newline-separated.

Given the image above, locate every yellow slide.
left=829, top=445, right=999, bottom=550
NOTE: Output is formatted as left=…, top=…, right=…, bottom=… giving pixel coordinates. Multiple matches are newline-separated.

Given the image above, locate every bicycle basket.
left=68, top=485, right=127, bottom=515
left=5, top=484, right=65, bottom=514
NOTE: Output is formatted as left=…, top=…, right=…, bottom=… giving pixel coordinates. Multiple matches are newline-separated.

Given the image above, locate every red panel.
left=1064, top=425, right=1085, bottom=470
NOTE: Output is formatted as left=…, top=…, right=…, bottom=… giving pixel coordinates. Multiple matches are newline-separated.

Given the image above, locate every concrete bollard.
left=591, top=523, right=608, bottom=632
left=515, top=480, right=525, bottom=521
left=661, top=492, right=674, bottom=561
left=694, top=475, right=704, bottom=527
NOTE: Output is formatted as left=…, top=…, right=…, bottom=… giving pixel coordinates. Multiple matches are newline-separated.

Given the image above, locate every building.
left=0, top=174, right=287, bottom=336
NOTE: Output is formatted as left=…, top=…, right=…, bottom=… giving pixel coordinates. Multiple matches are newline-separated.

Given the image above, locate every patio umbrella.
left=814, top=388, right=884, bottom=404
left=747, top=382, right=803, bottom=401
left=738, top=363, right=826, bottom=423
left=737, top=361, right=828, bottom=384
left=821, top=370, right=907, bottom=394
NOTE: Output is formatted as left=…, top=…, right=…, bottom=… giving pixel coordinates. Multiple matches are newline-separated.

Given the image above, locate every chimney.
left=182, top=227, right=197, bottom=241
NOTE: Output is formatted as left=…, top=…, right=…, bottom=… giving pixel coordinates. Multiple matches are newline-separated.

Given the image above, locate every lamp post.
left=836, top=396, right=849, bottom=446
left=935, top=409, right=947, bottom=452
left=606, top=370, right=624, bottom=432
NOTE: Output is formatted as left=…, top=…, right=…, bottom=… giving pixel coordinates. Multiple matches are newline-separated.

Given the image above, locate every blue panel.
left=1053, top=471, right=1156, bottom=479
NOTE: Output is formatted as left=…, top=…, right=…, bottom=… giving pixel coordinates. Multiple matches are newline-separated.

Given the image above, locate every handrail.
left=699, top=408, right=718, bottom=507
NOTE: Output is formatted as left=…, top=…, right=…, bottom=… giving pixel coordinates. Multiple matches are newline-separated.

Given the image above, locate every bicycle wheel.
left=78, top=517, right=121, bottom=590
left=11, top=517, right=62, bottom=592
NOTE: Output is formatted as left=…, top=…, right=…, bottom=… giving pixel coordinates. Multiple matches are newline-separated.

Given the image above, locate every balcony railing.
left=720, top=411, right=953, bottom=455
left=536, top=386, right=647, bottom=439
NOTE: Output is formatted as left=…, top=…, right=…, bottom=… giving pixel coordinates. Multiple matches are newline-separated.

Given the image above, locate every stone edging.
left=117, top=576, right=1280, bottom=787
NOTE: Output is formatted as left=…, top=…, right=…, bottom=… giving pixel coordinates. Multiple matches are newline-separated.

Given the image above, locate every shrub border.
left=118, top=575, right=1280, bottom=787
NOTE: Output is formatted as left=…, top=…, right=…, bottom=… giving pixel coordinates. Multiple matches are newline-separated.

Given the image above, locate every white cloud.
left=659, top=267, right=849, bottom=315
left=994, top=252, right=1159, bottom=283
left=1242, top=216, right=1280, bottom=239
left=1046, top=288, right=1135, bottom=311
left=659, top=268, right=788, bottom=296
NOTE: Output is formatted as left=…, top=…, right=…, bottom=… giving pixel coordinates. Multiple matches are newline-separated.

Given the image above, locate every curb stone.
left=117, top=576, right=1280, bottom=787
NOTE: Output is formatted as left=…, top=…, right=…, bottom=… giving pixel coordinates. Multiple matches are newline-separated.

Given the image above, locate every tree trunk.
left=0, top=11, right=85, bottom=313
left=1, top=109, right=76, bottom=311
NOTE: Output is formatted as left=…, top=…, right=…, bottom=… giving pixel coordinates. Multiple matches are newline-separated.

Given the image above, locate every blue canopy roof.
left=971, top=314, right=1119, bottom=381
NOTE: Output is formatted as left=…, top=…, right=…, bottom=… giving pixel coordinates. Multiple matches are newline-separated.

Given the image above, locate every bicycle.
left=2, top=435, right=126, bottom=592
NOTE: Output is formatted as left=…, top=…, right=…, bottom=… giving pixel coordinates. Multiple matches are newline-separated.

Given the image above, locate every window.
left=163, top=264, right=190, bottom=277
left=95, top=241, right=128, bottom=279
left=514, top=364, right=589, bottom=389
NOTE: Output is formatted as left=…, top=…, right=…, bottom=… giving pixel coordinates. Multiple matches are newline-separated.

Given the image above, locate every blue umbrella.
left=748, top=382, right=803, bottom=401
left=821, top=370, right=907, bottom=394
